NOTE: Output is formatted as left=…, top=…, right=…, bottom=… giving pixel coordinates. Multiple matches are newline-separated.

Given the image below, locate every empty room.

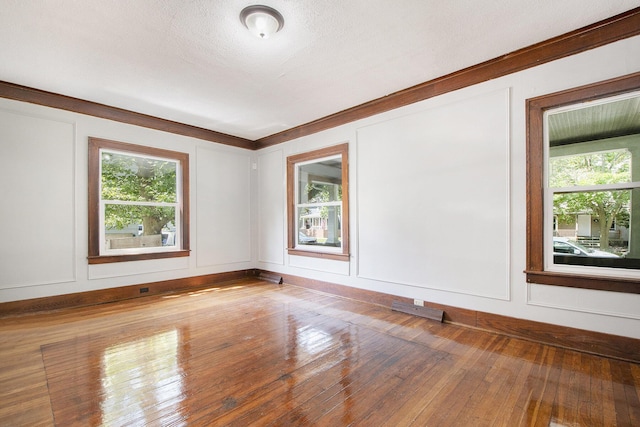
left=1, top=1, right=639, bottom=426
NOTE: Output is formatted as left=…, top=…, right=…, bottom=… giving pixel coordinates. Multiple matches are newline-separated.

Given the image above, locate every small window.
left=88, top=138, right=190, bottom=264
left=526, top=72, right=640, bottom=293
left=287, top=143, right=349, bottom=261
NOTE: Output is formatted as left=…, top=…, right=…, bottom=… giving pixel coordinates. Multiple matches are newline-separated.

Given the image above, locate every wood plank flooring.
left=1, top=278, right=639, bottom=426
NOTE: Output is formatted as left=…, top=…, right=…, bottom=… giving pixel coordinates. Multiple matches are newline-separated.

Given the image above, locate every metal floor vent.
left=391, top=300, right=444, bottom=322
left=258, top=271, right=283, bottom=284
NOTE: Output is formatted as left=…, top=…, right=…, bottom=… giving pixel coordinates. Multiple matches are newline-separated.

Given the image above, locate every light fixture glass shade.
left=240, top=5, right=284, bottom=39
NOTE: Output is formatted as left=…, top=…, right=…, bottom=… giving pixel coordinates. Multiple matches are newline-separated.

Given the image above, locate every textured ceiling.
left=1, top=1, right=639, bottom=140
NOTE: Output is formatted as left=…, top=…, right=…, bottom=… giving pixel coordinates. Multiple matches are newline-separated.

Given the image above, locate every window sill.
left=88, top=250, right=190, bottom=265
left=287, top=248, right=350, bottom=262
left=524, top=270, right=640, bottom=294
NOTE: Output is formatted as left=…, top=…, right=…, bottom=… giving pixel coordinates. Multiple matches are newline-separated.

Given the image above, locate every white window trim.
left=543, top=97, right=640, bottom=279
left=293, top=154, right=343, bottom=253
left=99, top=147, right=184, bottom=256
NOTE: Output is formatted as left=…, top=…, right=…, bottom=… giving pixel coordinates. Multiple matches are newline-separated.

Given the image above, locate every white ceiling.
left=1, top=1, right=639, bottom=141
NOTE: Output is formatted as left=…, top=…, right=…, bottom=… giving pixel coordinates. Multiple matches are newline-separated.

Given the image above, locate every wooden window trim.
left=525, top=72, right=640, bottom=293
left=287, top=143, right=349, bottom=261
left=88, top=137, right=190, bottom=264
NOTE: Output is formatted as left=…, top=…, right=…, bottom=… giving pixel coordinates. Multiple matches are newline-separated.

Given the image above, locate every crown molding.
left=0, top=81, right=254, bottom=150
left=255, top=6, right=640, bottom=148
left=1, top=7, right=639, bottom=150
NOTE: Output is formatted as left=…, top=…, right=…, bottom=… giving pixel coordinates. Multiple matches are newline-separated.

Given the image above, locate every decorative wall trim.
left=0, top=8, right=638, bottom=150
left=254, top=7, right=640, bottom=148
left=0, top=270, right=258, bottom=317
left=271, top=271, right=640, bottom=364
left=0, top=81, right=255, bottom=150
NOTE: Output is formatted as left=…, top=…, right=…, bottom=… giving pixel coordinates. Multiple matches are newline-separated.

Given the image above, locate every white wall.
left=0, top=99, right=254, bottom=302
left=357, top=88, right=510, bottom=300
left=256, top=35, right=640, bottom=339
left=1, top=34, right=639, bottom=341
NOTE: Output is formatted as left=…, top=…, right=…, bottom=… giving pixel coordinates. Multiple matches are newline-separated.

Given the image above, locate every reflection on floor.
left=2, top=278, right=639, bottom=426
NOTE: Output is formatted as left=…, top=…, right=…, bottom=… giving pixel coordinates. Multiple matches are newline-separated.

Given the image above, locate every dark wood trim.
left=525, top=72, right=640, bottom=293
left=286, top=143, right=350, bottom=260
left=275, top=271, right=484, bottom=326
left=286, top=249, right=350, bottom=261
left=0, top=270, right=258, bottom=316
left=3, top=268, right=638, bottom=361
left=255, top=7, right=640, bottom=148
left=87, top=137, right=191, bottom=264
left=87, top=138, right=101, bottom=258
left=1, top=9, right=638, bottom=150
left=257, top=270, right=283, bottom=284
left=474, top=311, right=640, bottom=365
left=0, top=80, right=254, bottom=150
left=270, top=270, right=640, bottom=363
left=87, top=250, right=191, bottom=265
left=525, top=270, right=640, bottom=294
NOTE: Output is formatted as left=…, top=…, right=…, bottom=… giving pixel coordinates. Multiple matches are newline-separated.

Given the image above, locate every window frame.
left=525, top=72, right=640, bottom=293
left=287, top=143, right=349, bottom=261
left=88, top=137, right=190, bottom=264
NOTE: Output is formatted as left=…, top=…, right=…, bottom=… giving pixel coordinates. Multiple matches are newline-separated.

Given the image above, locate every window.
left=287, top=143, right=349, bottom=260
left=88, top=137, right=189, bottom=264
left=526, top=72, right=640, bottom=293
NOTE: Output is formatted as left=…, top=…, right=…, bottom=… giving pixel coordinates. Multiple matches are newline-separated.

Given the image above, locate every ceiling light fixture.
left=240, top=5, right=284, bottom=39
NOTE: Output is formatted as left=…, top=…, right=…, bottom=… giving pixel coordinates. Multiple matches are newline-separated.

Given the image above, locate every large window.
left=287, top=143, right=349, bottom=260
left=526, top=72, right=640, bottom=293
left=88, top=137, right=190, bottom=264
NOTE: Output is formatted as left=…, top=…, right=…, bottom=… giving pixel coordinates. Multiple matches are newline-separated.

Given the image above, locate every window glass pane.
left=549, top=150, right=631, bottom=188
left=545, top=91, right=640, bottom=274
left=102, top=151, right=177, bottom=202
left=104, top=204, right=176, bottom=250
left=298, top=158, right=342, bottom=203
left=297, top=206, right=342, bottom=248
left=552, top=189, right=640, bottom=268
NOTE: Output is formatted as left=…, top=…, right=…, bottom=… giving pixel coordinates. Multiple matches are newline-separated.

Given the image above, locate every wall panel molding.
left=195, top=147, right=252, bottom=267
left=257, top=150, right=286, bottom=265
left=355, top=89, right=510, bottom=300
left=0, top=109, right=76, bottom=289
left=527, top=283, right=640, bottom=321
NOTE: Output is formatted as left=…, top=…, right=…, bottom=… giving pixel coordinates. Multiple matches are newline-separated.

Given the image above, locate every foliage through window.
left=550, top=150, right=632, bottom=254
left=88, top=138, right=189, bottom=264
left=526, top=72, right=640, bottom=293
left=287, top=144, right=349, bottom=260
left=546, top=94, right=640, bottom=271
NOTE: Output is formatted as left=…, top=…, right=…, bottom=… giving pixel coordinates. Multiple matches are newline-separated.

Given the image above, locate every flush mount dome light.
left=240, top=5, right=284, bottom=39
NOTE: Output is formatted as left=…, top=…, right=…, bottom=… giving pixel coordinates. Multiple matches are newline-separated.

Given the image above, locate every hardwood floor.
left=1, top=278, right=639, bottom=426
